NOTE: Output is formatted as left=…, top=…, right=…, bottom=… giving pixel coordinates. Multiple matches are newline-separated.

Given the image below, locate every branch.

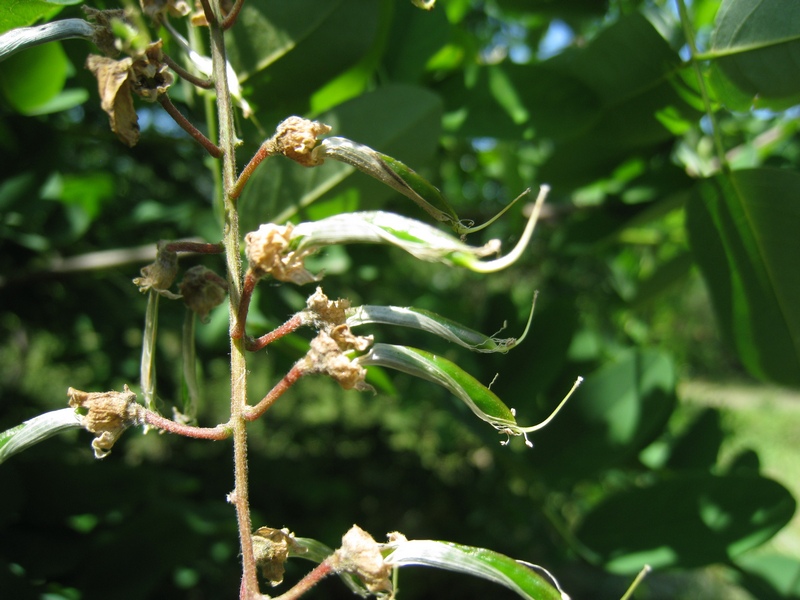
left=158, top=94, right=223, bottom=158
left=143, top=410, right=232, bottom=440
left=244, top=365, right=304, bottom=422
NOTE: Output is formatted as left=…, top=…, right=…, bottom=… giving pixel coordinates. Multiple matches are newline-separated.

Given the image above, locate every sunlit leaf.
left=0, top=0, right=77, bottom=33
left=710, top=0, right=800, bottom=109
left=686, top=168, right=800, bottom=386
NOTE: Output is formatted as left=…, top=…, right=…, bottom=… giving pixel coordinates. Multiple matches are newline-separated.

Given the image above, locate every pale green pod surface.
left=0, top=408, right=83, bottom=463
left=346, top=305, right=514, bottom=352
left=384, top=539, right=568, bottom=600
left=376, top=152, right=460, bottom=225
left=358, top=343, right=518, bottom=430
left=290, top=211, right=499, bottom=269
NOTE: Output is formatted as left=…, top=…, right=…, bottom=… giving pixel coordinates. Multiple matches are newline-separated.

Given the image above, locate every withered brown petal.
left=86, top=55, right=140, bottom=147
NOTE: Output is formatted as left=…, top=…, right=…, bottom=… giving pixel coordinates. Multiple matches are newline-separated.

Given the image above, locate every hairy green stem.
left=207, top=1, right=258, bottom=597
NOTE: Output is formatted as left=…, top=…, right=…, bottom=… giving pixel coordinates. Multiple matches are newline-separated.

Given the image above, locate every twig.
left=244, top=365, right=304, bottom=422
left=158, top=94, right=223, bottom=158
left=221, top=0, right=246, bottom=30
left=143, top=410, right=232, bottom=440
left=245, top=315, right=304, bottom=351
left=231, top=142, right=274, bottom=200
left=163, top=53, right=214, bottom=89
left=272, top=559, right=336, bottom=600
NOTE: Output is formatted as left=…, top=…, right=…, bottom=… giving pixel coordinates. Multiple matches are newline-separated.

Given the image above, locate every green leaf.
left=529, top=348, right=676, bottom=478
left=665, top=408, right=724, bottom=471
left=239, top=84, right=442, bottom=232
left=734, top=553, right=800, bottom=599
left=0, top=0, right=77, bottom=33
left=539, top=13, right=701, bottom=186
left=685, top=168, right=800, bottom=386
left=710, top=0, right=800, bottom=109
left=0, top=408, right=82, bottom=463
left=577, top=473, right=796, bottom=573
left=0, top=40, right=68, bottom=114
left=358, top=343, right=518, bottom=432
left=385, top=540, right=567, bottom=600
left=226, top=0, right=380, bottom=119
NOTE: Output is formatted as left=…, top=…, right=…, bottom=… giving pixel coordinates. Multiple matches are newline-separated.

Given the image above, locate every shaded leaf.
left=710, top=0, right=800, bottom=109
left=528, top=348, right=676, bottom=479
left=666, top=407, right=724, bottom=471
left=577, top=473, right=796, bottom=573
left=0, top=41, right=68, bottom=114
left=685, top=168, right=800, bottom=386
left=226, top=0, right=380, bottom=118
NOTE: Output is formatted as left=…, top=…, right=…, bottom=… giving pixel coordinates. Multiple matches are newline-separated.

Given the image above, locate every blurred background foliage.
left=1, top=0, right=799, bottom=598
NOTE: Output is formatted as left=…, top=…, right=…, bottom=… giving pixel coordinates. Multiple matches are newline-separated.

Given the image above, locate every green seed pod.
left=358, top=343, right=517, bottom=430
left=346, top=305, right=523, bottom=353
left=357, top=343, right=582, bottom=447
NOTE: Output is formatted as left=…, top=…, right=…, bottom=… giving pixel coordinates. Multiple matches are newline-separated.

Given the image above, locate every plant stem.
left=162, top=52, right=214, bottom=89
left=207, top=1, right=259, bottom=597
left=158, top=94, right=223, bottom=158
left=231, top=141, right=273, bottom=200
left=141, top=291, right=159, bottom=414
left=272, top=559, right=336, bottom=600
left=244, top=365, right=304, bottom=422
left=245, top=314, right=304, bottom=352
left=221, top=0, right=245, bottom=30
left=143, top=410, right=231, bottom=439
left=232, top=270, right=257, bottom=339
left=164, top=241, right=225, bottom=254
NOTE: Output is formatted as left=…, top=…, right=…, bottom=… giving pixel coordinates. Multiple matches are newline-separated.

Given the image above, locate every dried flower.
left=179, top=265, right=227, bottom=322
left=252, top=527, right=300, bottom=586
left=270, top=116, right=331, bottom=167
left=244, top=223, right=317, bottom=285
left=86, top=41, right=173, bottom=146
left=68, top=385, right=142, bottom=458
left=300, top=329, right=372, bottom=391
left=331, top=525, right=392, bottom=595
left=133, top=240, right=181, bottom=297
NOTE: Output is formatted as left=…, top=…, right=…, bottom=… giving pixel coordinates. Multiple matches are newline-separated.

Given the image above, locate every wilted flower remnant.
left=331, top=525, right=393, bottom=595
left=252, top=527, right=301, bottom=586
left=86, top=40, right=174, bottom=146
left=269, top=116, right=331, bottom=167
left=244, top=223, right=318, bottom=285
left=179, top=265, right=228, bottom=322
left=133, top=240, right=180, bottom=297
left=68, top=385, right=143, bottom=458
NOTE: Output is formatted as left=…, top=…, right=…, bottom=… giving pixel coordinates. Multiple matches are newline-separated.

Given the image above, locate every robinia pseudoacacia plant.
left=0, top=1, right=631, bottom=599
